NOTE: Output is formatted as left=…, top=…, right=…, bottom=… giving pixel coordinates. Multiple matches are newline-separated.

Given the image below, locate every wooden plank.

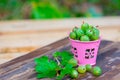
left=0, top=37, right=69, bottom=74
left=0, top=37, right=120, bottom=80
left=0, top=52, right=27, bottom=64
left=96, top=64, right=120, bottom=80
left=0, top=17, right=120, bottom=32
left=0, top=27, right=119, bottom=58
left=0, top=17, right=120, bottom=64
left=0, top=27, right=120, bottom=50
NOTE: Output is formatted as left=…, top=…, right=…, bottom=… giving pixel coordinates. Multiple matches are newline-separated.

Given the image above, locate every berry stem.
left=96, top=25, right=99, bottom=28
left=82, top=21, right=84, bottom=24
left=74, top=26, right=78, bottom=29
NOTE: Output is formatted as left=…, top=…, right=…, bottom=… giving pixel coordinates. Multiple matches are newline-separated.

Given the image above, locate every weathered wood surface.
left=0, top=17, right=120, bottom=64
left=0, top=37, right=120, bottom=80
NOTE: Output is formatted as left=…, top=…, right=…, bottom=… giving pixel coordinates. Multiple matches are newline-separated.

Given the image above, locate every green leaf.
left=34, top=56, right=49, bottom=65
left=37, top=71, right=56, bottom=79
left=34, top=56, right=58, bottom=79
left=56, top=64, right=74, bottom=80
left=53, top=51, right=61, bottom=57
left=53, top=51, right=73, bottom=66
left=34, top=51, right=74, bottom=79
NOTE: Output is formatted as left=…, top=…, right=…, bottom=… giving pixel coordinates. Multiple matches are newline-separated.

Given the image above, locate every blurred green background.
left=0, top=0, right=120, bottom=20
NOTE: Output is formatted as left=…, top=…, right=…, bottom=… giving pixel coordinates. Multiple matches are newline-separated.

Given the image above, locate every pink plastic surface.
left=69, top=38, right=101, bottom=66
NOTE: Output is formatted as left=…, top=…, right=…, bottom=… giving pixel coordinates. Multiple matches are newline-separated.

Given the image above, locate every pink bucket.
left=69, top=38, right=101, bottom=65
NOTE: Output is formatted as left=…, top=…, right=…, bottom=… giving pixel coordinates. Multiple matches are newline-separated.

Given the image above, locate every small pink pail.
left=69, top=38, right=101, bottom=65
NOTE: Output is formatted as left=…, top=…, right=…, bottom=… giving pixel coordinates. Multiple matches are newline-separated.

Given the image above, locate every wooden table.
left=0, top=17, right=120, bottom=64
left=0, top=37, right=120, bottom=80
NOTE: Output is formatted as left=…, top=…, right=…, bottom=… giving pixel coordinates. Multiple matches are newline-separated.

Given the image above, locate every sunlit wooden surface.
left=0, top=17, right=120, bottom=64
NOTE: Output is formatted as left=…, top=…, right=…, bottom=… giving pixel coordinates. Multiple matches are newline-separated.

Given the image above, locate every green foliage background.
left=0, top=0, right=120, bottom=20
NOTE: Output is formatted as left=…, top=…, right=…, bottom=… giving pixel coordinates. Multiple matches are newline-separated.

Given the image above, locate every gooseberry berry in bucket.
left=69, top=22, right=101, bottom=65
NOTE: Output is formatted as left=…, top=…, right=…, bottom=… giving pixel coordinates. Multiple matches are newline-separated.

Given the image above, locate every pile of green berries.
left=70, top=64, right=102, bottom=79
left=69, top=22, right=100, bottom=41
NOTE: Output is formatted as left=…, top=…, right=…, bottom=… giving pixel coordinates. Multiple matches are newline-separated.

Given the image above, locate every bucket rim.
left=69, top=37, right=101, bottom=43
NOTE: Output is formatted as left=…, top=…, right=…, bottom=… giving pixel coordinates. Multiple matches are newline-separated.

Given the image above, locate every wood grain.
left=0, top=17, right=120, bottom=64
left=0, top=37, right=120, bottom=80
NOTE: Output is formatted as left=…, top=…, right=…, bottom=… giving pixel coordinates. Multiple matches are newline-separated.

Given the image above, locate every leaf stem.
left=55, top=57, right=60, bottom=65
